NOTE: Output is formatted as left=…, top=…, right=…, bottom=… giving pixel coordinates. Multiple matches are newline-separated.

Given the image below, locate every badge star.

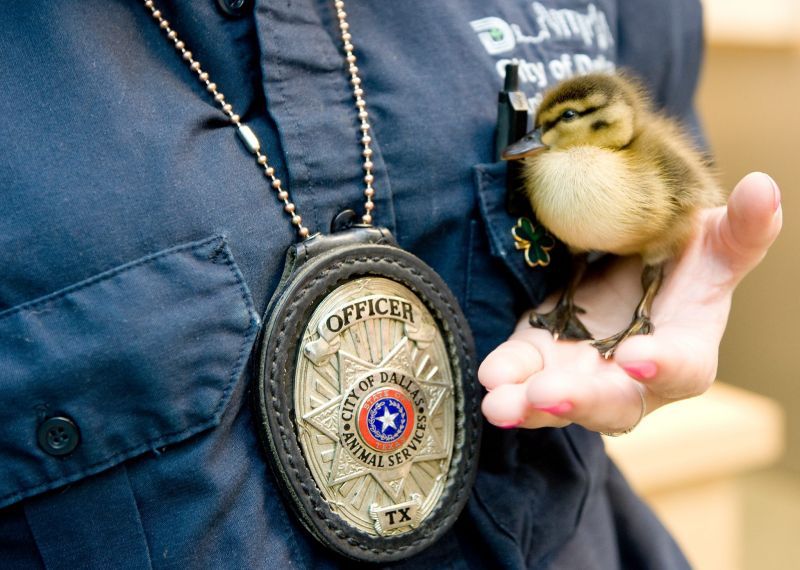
left=303, top=336, right=451, bottom=502
left=377, top=408, right=398, bottom=432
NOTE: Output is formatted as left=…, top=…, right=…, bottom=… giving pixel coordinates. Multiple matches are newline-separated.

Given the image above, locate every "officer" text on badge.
left=325, top=295, right=415, bottom=335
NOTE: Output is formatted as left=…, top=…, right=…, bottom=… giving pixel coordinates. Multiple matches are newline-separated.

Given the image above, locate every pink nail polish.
left=532, top=401, right=573, bottom=415
left=621, top=361, right=658, bottom=380
left=771, top=177, right=782, bottom=212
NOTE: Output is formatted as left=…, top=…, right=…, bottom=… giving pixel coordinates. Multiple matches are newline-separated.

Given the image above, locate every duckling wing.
left=622, top=118, right=725, bottom=262
left=631, top=117, right=725, bottom=212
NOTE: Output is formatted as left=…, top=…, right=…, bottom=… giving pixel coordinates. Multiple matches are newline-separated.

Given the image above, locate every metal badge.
left=255, top=227, right=480, bottom=563
left=297, top=278, right=454, bottom=536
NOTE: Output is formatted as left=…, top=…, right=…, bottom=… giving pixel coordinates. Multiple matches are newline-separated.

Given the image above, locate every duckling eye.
left=560, top=109, right=578, bottom=122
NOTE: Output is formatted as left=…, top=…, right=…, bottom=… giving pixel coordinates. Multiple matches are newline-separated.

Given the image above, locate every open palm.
left=479, top=172, right=783, bottom=434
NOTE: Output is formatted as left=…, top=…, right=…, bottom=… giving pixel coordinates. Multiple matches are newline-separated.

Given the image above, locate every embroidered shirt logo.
left=470, top=3, right=614, bottom=55
left=470, top=2, right=617, bottom=113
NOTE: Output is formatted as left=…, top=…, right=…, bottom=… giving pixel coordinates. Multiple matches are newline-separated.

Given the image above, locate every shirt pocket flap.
left=0, top=235, right=260, bottom=509
left=472, top=161, right=570, bottom=306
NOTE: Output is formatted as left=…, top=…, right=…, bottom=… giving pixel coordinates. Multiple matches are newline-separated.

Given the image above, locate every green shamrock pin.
left=511, top=217, right=555, bottom=268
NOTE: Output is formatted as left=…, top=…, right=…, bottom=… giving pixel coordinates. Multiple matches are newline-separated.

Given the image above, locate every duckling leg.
left=529, top=254, right=593, bottom=341
left=592, top=263, right=664, bottom=359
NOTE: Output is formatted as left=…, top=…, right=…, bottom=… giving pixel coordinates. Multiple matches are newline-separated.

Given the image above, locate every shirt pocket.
left=472, top=161, right=571, bottom=309
left=465, top=161, right=571, bottom=359
left=0, top=235, right=260, bottom=509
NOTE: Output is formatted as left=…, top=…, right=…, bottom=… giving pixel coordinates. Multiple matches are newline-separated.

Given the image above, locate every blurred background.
left=606, top=1, right=799, bottom=568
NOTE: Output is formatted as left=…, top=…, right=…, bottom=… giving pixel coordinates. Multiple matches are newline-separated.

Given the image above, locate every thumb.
left=715, top=171, right=782, bottom=280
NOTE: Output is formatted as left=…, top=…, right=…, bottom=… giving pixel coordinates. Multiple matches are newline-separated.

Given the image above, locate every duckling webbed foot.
left=529, top=253, right=593, bottom=341
left=530, top=302, right=593, bottom=341
left=591, top=263, right=664, bottom=359
left=591, top=315, right=653, bottom=359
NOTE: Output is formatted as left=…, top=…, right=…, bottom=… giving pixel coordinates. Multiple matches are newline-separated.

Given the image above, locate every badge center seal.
left=347, top=375, right=423, bottom=459
left=357, top=385, right=416, bottom=453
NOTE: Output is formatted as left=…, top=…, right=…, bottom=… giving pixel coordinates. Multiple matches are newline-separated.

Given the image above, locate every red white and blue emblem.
left=358, top=388, right=415, bottom=452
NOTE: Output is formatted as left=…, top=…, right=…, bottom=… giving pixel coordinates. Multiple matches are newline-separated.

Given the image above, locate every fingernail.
left=767, top=174, right=781, bottom=211
left=531, top=401, right=574, bottom=415
left=498, top=420, right=522, bottom=429
left=621, top=361, right=658, bottom=380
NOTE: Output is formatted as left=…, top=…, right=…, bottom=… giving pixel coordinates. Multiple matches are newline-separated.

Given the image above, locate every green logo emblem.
left=489, top=28, right=504, bottom=41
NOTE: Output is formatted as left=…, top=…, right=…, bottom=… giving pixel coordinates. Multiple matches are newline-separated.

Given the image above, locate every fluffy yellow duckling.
left=503, top=72, right=725, bottom=357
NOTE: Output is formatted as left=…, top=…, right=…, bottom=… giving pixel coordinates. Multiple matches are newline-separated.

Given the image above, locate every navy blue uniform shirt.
left=1, top=1, right=703, bottom=568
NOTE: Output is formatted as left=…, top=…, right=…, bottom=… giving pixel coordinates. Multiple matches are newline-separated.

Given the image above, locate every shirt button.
left=216, top=0, right=252, bottom=17
left=38, top=416, right=80, bottom=456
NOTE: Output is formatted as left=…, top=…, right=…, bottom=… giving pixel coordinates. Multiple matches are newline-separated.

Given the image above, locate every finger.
left=612, top=330, right=717, bottom=401
left=481, top=382, right=534, bottom=427
left=523, top=368, right=647, bottom=433
left=481, top=381, right=572, bottom=429
left=478, top=338, right=544, bottom=391
left=715, top=172, right=782, bottom=279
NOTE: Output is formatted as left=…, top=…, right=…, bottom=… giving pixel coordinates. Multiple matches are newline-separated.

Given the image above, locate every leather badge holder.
left=254, top=227, right=481, bottom=562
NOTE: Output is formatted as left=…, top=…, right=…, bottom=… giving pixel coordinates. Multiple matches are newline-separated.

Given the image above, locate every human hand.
left=478, top=172, right=783, bottom=433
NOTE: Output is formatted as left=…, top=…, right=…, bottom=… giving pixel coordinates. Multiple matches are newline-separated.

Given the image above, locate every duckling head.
left=503, top=73, right=645, bottom=159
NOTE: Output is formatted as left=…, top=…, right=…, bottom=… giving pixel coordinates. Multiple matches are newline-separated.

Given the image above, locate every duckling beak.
left=502, top=128, right=547, bottom=160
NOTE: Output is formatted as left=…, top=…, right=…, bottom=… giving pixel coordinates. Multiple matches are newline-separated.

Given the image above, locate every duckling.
left=503, top=72, right=724, bottom=358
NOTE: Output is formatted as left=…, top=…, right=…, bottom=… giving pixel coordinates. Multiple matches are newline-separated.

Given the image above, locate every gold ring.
left=601, top=383, right=647, bottom=437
